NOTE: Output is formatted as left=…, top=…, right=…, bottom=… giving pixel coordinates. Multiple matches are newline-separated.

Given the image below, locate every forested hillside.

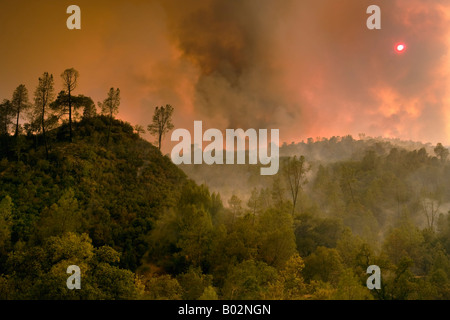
left=0, top=116, right=189, bottom=298
left=1, top=111, right=450, bottom=299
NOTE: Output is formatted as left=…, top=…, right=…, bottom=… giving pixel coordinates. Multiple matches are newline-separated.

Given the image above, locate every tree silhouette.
left=34, top=72, right=54, bottom=159
left=78, top=95, right=96, bottom=119
left=11, top=84, right=30, bottom=137
left=134, top=125, right=145, bottom=137
left=99, top=88, right=120, bottom=145
left=148, top=105, right=174, bottom=151
left=61, top=68, right=79, bottom=141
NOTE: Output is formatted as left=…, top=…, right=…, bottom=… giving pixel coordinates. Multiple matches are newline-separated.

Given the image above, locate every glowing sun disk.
left=395, top=43, right=406, bottom=53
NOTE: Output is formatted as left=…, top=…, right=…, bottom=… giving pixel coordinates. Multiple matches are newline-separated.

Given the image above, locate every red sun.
left=395, top=43, right=406, bottom=53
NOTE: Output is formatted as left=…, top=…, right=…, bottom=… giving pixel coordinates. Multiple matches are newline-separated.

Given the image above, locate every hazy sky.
left=1, top=0, right=450, bottom=151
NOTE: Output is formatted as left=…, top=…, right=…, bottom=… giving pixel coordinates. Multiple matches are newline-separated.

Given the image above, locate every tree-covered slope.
left=1, top=116, right=187, bottom=268
left=0, top=116, right=190, bottom=298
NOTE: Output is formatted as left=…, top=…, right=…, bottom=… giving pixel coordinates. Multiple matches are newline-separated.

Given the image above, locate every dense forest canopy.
left=0, top=72, right=450, bottom=300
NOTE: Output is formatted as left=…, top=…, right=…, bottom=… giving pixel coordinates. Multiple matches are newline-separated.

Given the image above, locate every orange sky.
left=1, top=0, right=450, bottom=153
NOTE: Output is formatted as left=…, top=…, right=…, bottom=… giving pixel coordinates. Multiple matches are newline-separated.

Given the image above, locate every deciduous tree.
left=283, top=155, right=309, bottom=214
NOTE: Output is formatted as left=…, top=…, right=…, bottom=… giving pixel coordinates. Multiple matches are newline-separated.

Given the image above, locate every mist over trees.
left=283, top=155, right=309, bottom=214
left=178, top=135, right=450, bottom=299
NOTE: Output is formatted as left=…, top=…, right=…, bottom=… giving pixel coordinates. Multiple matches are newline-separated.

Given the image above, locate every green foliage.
left=332, top=268, right=373, bottom=300
left=4, top=232, right=139, bottom=299
left=295, top=214, right=344, bottom=257
left=198, top=286, right=219, bottom=300
left=265, top=254, right=307, bottom=299
left=257, top=208, right=297, bottom=268
left=222, top=260, right=278, bottom=300
left=383, top=219, right=426, bottom=270
left=140, top=273, right=182, bottom=300
left=175, top=205, right=213, bottom=268
left=303, top=247, right=344, bottom=285
left=177, top=267, right=213, bottom=300
left=36, top=188, right=82, bottom=239
left=0, top=196, right=13, bottom=251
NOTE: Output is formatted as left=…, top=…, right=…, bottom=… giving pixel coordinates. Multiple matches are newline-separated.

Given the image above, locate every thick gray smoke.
left=1, top=0, right=449, bottom=147
left=160, top=0, right=450, bottom=144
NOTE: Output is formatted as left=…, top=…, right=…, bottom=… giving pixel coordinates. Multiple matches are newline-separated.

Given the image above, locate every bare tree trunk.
left=42, top=105, right=48, bottom=159
left=106, top=113, right=112, bottom=146
left=158, top=133, right=162, bottom=150
left=422, top=198, right=440, bottom=231
left=15, top=106, right=21, bottom=161
left=68, top=87, right=72, bottom=142
left=15, top=108, right=20, bottom=137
